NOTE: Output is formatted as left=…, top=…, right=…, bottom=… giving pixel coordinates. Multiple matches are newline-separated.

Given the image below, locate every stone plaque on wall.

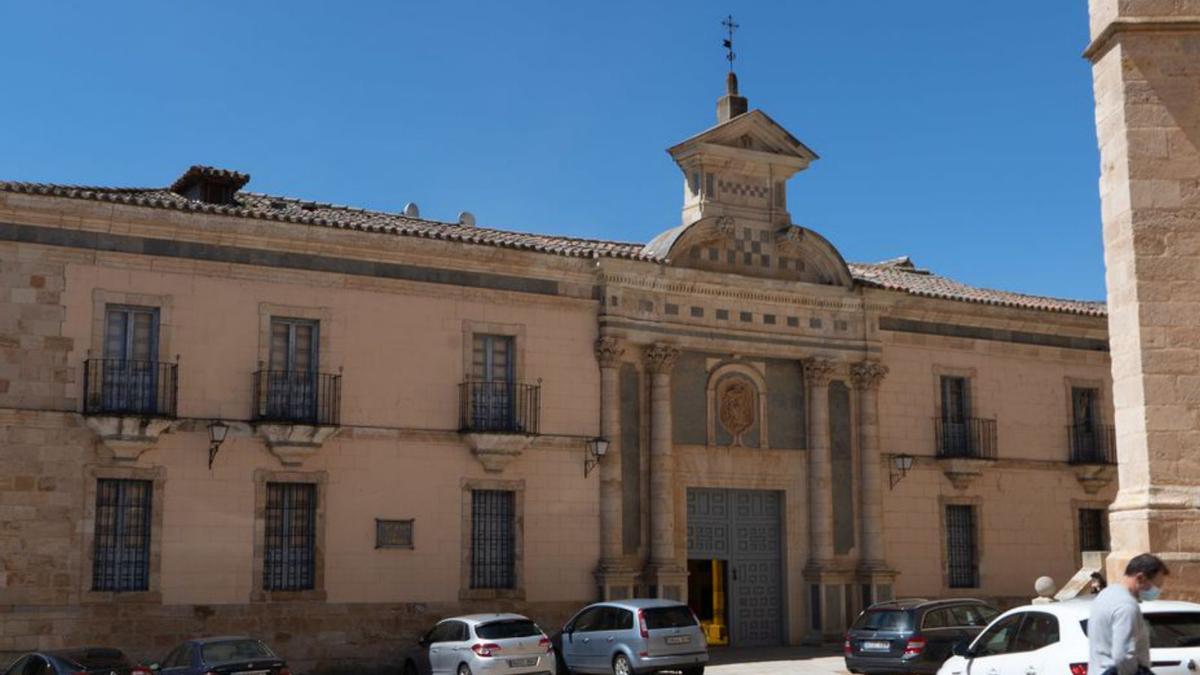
left=375, top=518, right=414, bottom=549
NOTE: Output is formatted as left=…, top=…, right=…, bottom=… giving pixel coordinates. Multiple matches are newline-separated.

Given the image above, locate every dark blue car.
left=3, top=648, right=149, bottom=675
left=149, top=637, right=289, bottom=675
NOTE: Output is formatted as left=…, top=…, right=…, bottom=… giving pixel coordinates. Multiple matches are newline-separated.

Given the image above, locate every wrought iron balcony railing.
left=83, top=359, right=178, bottom=417
left=1068, top=423, right=1117, bottom=464
left=934, top=417, right=998, bottom=459
left=459, top=380, right=541, bottom=434
left=252, top=370, right=341, bottom=426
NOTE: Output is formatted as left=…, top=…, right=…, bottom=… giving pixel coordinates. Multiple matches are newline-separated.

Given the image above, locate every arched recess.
left=706, top=360, right=769, bottom=448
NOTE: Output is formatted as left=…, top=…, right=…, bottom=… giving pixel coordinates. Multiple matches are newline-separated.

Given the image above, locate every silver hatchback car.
left=555, top=599, right=708, bottom=675
left=402, top=613, right=555, bottom=675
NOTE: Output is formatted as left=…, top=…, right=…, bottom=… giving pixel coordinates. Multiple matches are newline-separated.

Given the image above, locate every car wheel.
left=612, top=653, right=635, bottom=675
left=457, top=663, right=473, bottom=675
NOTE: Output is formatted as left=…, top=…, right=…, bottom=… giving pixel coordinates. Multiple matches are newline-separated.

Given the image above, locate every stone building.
left=1086, top=0, right=1200, bottom=596
left=0, top=75, right=1115, bottom=671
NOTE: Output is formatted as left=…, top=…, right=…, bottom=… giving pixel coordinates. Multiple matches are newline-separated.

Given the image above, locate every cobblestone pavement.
left=707, top=646, right=848, bottom=675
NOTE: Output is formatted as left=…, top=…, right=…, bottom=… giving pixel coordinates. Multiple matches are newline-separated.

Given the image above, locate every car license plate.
left=233, top=671, right=270, bottom=675
left=508, top=657, right=537, bottom=667
left=666, top=635, right=691, bottom=645
left=863, top=640, right=891, bottom=651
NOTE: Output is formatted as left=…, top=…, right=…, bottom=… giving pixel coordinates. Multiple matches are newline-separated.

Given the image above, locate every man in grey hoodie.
left=1088, top=553, right=1170, bottom=675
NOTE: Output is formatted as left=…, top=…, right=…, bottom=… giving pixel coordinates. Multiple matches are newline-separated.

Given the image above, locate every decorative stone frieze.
left=255, top=423, right=341, bottom=467
left=802, top=357, right=837, bottom=387
left=463, top=432, right=534, bottom=473
left=643, top=343, right=681, bottom=374
left=594, top=336, right=625, bottom=369
left=850, top=361, right=889, bottom=390
left=85, top=415, right=176, bottom=462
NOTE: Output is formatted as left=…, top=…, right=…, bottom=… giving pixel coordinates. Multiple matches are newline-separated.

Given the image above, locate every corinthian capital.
left=850, top=361, right=889, bottom=391
left=802, top=357, right=837, bottom=387
left=643, top=343, right=681, bottom=375
left=594, top=336, right=626, bottom=369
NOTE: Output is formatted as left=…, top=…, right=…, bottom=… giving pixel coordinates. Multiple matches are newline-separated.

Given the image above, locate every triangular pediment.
left=667, top=110, right=818, bottom=165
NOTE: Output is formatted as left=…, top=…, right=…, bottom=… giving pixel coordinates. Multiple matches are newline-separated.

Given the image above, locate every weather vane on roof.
left=722, top=14, right=739, bottom=72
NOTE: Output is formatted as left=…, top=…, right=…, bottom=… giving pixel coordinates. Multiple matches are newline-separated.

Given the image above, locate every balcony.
left=83, top=358, right=178, bottom=418
left=252, top=370, right=342, bottom=426
left=1068, top=423, right=1117, bottom=465
left=459, top=380, right=541, bottom=473
left=82, top=359, right=178, bottom=461
left=459, top=380, right=541, bottom=434
left=251, top=370, right=342, bottom=467
left=934, top=417, right=997, bottom=460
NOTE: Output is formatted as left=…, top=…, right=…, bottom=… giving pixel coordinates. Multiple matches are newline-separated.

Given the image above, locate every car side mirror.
left=952, top=641, right=974, bottom=658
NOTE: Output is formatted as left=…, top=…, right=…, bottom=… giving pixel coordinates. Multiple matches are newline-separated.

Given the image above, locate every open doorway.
left=687, top=558, right=729, bottom=646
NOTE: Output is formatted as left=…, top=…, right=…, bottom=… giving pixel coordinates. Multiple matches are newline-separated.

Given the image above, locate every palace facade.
left=0, top=78, right=1114, bottom=672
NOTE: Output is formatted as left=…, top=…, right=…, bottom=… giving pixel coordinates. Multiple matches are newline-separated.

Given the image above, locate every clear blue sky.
left=0, top=1, right=1105, bottom=300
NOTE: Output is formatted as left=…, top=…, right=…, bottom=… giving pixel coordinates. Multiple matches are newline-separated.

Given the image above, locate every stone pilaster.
left=594, top=336, right=637, bottom=599
left=643, top=342, right=687, bottom=600
left=1087, top=1, right=1200, bottom=596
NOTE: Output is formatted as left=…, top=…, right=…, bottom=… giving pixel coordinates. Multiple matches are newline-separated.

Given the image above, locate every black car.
left=3, top=648, right=150, bottom=675
left=844, top=598, right=1000, bottom=675
left=149, top=636, right=290, bottom=675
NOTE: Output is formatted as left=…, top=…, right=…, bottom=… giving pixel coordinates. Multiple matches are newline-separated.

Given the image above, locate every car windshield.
left=643, top=606, right=698, bottom=629
left=854, top=610, right=913, bottom=631
left=201, top=640, right=274, bottom=664
left=1081, top=612, right=1200, bottom=648
left=476, top=619, right=543, bottom=639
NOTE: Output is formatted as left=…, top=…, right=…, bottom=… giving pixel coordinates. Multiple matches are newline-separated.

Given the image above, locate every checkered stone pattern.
left=718, top=179, right=770, bottom=201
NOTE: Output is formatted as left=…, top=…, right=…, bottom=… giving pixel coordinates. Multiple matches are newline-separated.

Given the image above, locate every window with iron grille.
left=946, top=505, right=979, bottom=588
left=264, top=482, right=317, bottom=591
left=92, top=479, right=152, bottom=592
left=1079, top=508, right=1109, bottom=552
left=470, top=489, right=516, bottom=589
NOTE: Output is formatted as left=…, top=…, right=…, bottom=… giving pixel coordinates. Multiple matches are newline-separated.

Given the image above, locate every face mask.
left=1139, top=584, right=1162, bottom=601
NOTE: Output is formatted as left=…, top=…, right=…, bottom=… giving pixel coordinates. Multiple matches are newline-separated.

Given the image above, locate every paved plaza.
left=708, top=646, right=848, bottom=675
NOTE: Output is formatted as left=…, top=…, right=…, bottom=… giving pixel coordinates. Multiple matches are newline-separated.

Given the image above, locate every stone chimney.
left=716, top=71, right=748, bottom=124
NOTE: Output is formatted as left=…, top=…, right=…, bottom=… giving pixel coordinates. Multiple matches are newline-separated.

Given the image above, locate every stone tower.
left=1086, top=0, right=1200, bottom=594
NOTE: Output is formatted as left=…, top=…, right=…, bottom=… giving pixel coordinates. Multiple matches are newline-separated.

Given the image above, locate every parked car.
left=844, top=598, right=1000, bottom=675
left=2, top=648, right=151, bottom=675
left=936, top=598, right=1200, bottom=675
left=149, top=636, right=290, bottom=675
left=401, top=613, right=554, bottom=675
left=552, top=599, right=707, bottom=675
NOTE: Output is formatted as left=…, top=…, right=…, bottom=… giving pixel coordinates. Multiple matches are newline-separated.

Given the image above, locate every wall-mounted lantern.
left=584, top=437, right=610, bottom=477
left=208, top=420, right=229, bottom=470
left=889, top=453, right=915, bottom=490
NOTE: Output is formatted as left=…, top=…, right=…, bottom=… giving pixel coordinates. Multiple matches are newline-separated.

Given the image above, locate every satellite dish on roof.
left=458, top=211, right=476, bottom=227
left=403, top=202, right=420, bottom=218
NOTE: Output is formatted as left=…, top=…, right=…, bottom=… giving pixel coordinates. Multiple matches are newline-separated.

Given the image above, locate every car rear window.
left=201, top=640, right=274, bottom=664
left=476, top=619, right=543, bottom=639
left=62, top=648, right=132, bottom=669
left=1082, top=613, right=1200, bottom=648
left=854, top=610, right=913, bottom=631
left=643, top=606, right=698, bottom=629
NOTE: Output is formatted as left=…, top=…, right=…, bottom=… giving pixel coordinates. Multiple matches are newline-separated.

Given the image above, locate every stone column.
left=643, top=342, right=686, bottom=600
left=852, top=360, right=895, bottom=606
left=802, top=357, right=840, bottom=638
left=1086, top=1, right=1200, bottom=595
left=594, top=336, right=637, bottom=599
left=804, top=357, right=837, bottom=563
left=851, top=361, right=889, bottom=565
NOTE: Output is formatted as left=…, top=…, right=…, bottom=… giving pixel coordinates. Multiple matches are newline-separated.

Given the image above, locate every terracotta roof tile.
left=0, top=176, right=1107, bottom=317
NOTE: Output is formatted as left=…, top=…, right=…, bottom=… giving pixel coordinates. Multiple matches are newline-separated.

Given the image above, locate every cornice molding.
left=599, top=270, right=864, bottom=312
left=1084, top=16, right=1200, bottom=61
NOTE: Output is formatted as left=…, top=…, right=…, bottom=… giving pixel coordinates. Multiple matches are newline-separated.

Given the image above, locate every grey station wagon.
left=844, top=598, right=999, bottom=675
left=553, top=599, right=707, bottom=675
